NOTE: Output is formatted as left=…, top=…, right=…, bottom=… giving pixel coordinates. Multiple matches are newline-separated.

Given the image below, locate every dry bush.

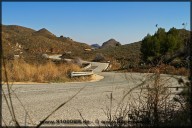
left=109, top=60, right=121, bottom=71
left=156, top=64, right=188, bottom=76
left=127, top=64, right=188, bottom=76
left=2, top=59, right=81, bottom=82
left=174, top=67, right=188, bottom=76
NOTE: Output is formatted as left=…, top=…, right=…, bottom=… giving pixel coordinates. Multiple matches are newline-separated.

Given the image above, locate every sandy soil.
left=90, top=74, right=104, bottom=82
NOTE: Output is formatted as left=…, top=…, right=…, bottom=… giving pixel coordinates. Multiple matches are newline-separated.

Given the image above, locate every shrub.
left=61, top=52, right=73, bottom=59
left=72, top=57, right=83, bottom=67
left=93, top=53, right=106, bottom=62
left=141, top=27, right=184, bottom=64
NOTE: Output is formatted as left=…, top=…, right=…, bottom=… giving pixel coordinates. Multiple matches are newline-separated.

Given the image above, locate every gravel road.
left=2, top=57, right=186, bottom=126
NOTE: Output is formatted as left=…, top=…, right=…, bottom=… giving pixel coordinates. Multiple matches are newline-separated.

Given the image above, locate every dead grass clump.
left=2, top=59, right=81, bottom=82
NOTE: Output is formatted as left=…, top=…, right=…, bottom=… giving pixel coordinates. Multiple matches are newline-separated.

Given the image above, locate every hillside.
left=2, top=25, right=91, bottom=63
left=97, top=41, right=141, bottom=68
left=88, top=29, right=190, bottom=70
left=2, top=25, right=190, bottom=70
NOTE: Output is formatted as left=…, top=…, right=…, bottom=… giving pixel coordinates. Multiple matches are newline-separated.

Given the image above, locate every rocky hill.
left=33, top=28, right=56, bottom=38
left=2, top=25, right=91, bottom=63
left=101, top=38, right=121, bottom=48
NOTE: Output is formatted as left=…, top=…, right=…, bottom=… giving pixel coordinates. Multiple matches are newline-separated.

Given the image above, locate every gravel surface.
left=2, top=60, right=186, bottom=127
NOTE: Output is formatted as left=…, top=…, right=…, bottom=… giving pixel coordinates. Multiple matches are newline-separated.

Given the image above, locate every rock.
left=42, top=54, right=49, bottom=59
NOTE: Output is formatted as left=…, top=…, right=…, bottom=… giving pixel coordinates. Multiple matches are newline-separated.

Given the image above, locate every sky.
left=2, top=2, right=190, bottom=45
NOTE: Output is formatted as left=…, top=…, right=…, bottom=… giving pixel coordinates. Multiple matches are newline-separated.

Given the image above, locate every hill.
left=33, top=28, right=56, bottom=38
left=2, top=25, right=91, bottom=63
left=91, top=44, right=100, bottom=49
left=101, top=38, right=121, bottom=48
left=97, top=41, right=141, bottom=68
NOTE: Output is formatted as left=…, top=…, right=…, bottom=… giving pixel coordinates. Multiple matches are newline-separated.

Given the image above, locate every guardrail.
left=70, top=71, right=93, bottom=77
left=82, top=63, right=92, bottom=70
left=102, top=63, right=110, bottom=71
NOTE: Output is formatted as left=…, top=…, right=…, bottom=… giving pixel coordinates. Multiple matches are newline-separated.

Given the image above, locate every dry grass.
left=149, top=64, right=188, bottom=76
left=2, top=57, right=86, bottom=127
left=2, top=59, right=82, bottom=82
left=124, top=64, right=188, bottom=76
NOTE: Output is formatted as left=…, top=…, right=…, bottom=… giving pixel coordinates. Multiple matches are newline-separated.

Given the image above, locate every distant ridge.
left=91, top=44, right=100, bottom=49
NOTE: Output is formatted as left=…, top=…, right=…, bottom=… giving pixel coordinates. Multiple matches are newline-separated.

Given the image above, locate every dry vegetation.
left=124, top=64, right=189, bottom=76
left=103, top=64, right=191, bottom=127
left=108, top=60, right=121, bottom=71
left=1, top=59, right=89, bottom=83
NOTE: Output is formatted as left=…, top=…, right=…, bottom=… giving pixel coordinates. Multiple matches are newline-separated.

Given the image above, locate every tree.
left=141, top=27, right=183, bottom=64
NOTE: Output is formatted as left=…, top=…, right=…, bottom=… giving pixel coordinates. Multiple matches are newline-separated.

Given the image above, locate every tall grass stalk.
left=2, top=58, right=20, bottom=127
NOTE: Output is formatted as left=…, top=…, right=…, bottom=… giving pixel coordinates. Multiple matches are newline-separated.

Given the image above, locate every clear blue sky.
left=2, top=2, right=190, bottom=45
